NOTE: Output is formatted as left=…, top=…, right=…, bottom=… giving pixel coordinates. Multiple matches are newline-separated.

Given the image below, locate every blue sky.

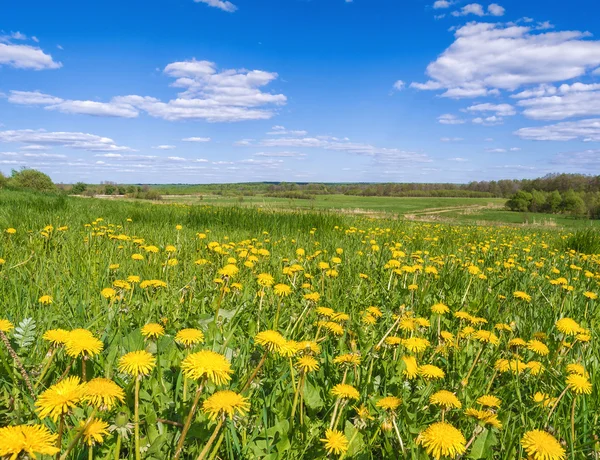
left=1, top=0, right=600, bottom=184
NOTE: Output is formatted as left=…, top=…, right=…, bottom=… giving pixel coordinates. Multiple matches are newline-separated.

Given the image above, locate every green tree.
left=71, top=182, right=87, bottom=194
left=9, top=168, right=55, bottom=192
left=561, top=190, right=587, bottom=217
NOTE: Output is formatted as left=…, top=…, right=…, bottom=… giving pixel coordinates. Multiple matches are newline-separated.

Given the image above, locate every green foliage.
left=13, top=317, right=37, bottom=352
left=8, top=168, right=55, bottom=192
left=565, top=228, right=600, bottom=254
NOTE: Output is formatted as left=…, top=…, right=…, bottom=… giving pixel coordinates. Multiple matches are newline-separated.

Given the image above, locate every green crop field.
left=0, top=190, right=599, bottom=459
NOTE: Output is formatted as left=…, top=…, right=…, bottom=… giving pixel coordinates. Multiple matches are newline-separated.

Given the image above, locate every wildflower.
left=419, top=364, right=445, bottom=380
left=508, top=338, right=527, bottom=348
left=513, top=291, right=532, bottom=302
left=101, top=288, right=117, bottom=299
left=141, top=323, right=165, bottom=339
left=566, top=363, right=586, bottom=376
left=131, top=254, right=144, bottom=261
left=521, top=430, right=565, bottom=460
left=257, top=273, right=275, bottom=287
left=36, top=376, right=84, bottom=421
left=402, top=356, right=419, bottom=379
left=320, top=429, right=349, bottom=456
left=42, top=328, right=69, bottom=346
left=527, top=361, right=545, bottom=375
left=476, top=395, right=501, bottom=408
left=273, top=283, right=292, bottom=296
left=555, top=318, right=581, bottom=335
left=181, top=350, right=233, bottom=385
left=118, top=351, right=156, bottom=377
left=82, top=418, right=109, bottom=446
left=322, top=321, right=344, bottom=336
left=296, top=356, right=320, bottom=373
left=465, top=409, right=503, bottom=429
left=417, top=422, right=466, bottom=459
left=566, top=374, right=592, bottom=395
left=533, top=392, right=556, bottom=407
left=202, top=390, right=250, bottom=420
left=84, top=378, right=125, bottom=410
left=377, top=396, right=402, bottom=411
left=473, top=330, right=499, bottom=345
left=431, top=303, right=450, bottom=315
left=65, top=329, right=104, bottom=358
left=583, top=291, right=598, bottom=300
left=175, top=328, right=205, bottom=347
left=527, top=339, right=549, bottom=356
left=0, top=424, right=59, bottom=458
left=366, top=306, right=382, bottom=317
left=255, top=330, right=287, bottom=353
left=430, top=390, right=461, bottom=409
left=297, top=340, right=321, bottom=355
left=331, top=383, right=360, bottom=400
left=218, top=264, right=239, bottom=277
left=38, top=295, right=53, bottom=305
left=402, top=337, right=430, bottom=353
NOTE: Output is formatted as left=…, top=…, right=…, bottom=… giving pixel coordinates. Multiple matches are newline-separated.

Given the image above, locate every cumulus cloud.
left=0, top=38, right=61, bottom=70
left=267, top=126, right=308, bottom=136
left=515, top=119, right=600, bottom=141
left=433, top=0, right=451, bottom=9
left=152, top=145, right=176, bottom=150
left=487, top=4, right=505, bottom=16
left=392, top=80, right=405, bottom=91
left=452, top=3, right=485, bottom=17
left=7, top=59, right=286, bottom=122
left=516, top=83, right=600, bottom=120
left=0, top=129, right=134, bottom=152
left=440, top=137, right=463, bottom=142
left=194, top=0, right=237, bottom=12
left=253, top=151, right=306, bottom=158
left=411, top=22, right=600, bottom=98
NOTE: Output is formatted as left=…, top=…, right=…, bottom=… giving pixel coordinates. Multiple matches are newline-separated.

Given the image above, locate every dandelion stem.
left=291, top=373, right=305, bottom=422
left=134, top=377, right=141, bottom=460
left=59, top=409, right=97, bottom=460
left=462, top=345, right=484, bottom=387
left=241, top=352, right=267, bottom=393
left=114, top=432, right=122, bottom=460
left=207, top=429, right=226, bottom=460
left=197, top=417, right=224, bottom=460
left=36, top=347, right=57, bottom=390
left=173, top=380, right=205, bottom=460
left=56, top=414, right=64, bottom=460
left=392, top=417, right=406, bottom=455
left=571, top=396, right=577, bottom=448
left=546, top=385, right=569, bottom=426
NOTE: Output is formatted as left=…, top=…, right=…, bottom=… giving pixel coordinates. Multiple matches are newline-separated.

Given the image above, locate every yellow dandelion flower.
left=82, top=418, right=109, bottom=446
left=431, top=303, right=450, bottom=315
left=323, top=321, right=344, bottom=336
left=83, top=378, right=125, bottom=411
left=566, top=374, right=592, bottom=395
left=118, top=350, right=156, bottom=377
left=65, top=329, right=104, bottom=358
left=38, top=295, right=53, bottom=305
left=566, top=363, right=586, bottom=376
left=333, top=353, right=361, bottom=366
left=521, top=430, right=565, bottom=460
left=476, top=395, right=501, bottom=408
left=555, top=318, right=581, bottom=336
left=35, top=376, right=85, bottom=421
left=513, top=291, right=532, bottom=302
left=180, top=350, right=233, bottom=385
left=0, top=424, right=59, bottom=459
left=402, top=355, right=419, bottom=379
left=473, top=330, right=499, bottom=345
left=101, top=287, right=117, bottom=299
left=377, top=396, right=402, bottom=411
left=527, top=361, right=545, bottom=376
left=255, top=330, right=287, bottom=353
left=42, top=328, right=69, bottom=346
left=418, top=364, right=445, bottom=380
left=202, top=390, right=250, bottom=421
left=0, top=319, right=14, bottom=332
left=430, top=390, right=461, bottom=409
left=320, top=429, right=349, bottom=456
left=331, top=383, right=360, bottom=400
left=273, top=283, right=292, bottom=296
left=527, top=339, right=549, bottom=356
left=175, top=328, right=205, bottom=347
left=402, top=337, right=430, bottom=353
left=141, top=323, right=165, bottom=339
left=296, top=356, right=320, bottom=373
left=417, top=422, right=466, bottom=459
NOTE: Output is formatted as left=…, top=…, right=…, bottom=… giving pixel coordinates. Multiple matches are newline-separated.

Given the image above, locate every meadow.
left=0, top=190, right=598, bottom=459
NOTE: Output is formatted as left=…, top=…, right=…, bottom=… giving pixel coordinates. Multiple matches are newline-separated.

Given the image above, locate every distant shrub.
left=8, top=168, right=55, bottom=192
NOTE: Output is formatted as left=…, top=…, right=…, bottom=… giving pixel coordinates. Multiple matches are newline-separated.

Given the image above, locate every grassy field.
left=0, top=190, right=599, bottom=459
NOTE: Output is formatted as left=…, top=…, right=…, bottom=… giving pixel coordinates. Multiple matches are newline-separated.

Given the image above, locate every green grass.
left=0, top=190, right=598, bottom=459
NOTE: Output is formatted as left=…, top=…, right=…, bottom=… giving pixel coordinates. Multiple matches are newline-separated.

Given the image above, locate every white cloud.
left=392, top=80, right=405, bottom=91
left=449, top=157, right=468, bottom=161
left=254, top=151, right=306, bottom=158
left=487, top=3, right=505, bottom=16
left=552, top=149, right=600, bottom=168
left=438, top=113, right=465, bottom=124
left=515, top=118, right=600, bottom=141
left=440, top=137, right=463, bottom=142
left=433, top=0, right=451, bottom=9
left=152, top=145, right=176, bottom=150
left=486, top=148, right=507, bottom=152
left=452, top=3, right=485, bottom=17
left=23, top=152, right=66, bottom=158
left=267, top=126, right=308, bottom=136
left=0, top=40, right=61, bottom=70
left=0, top=129, right=134, bottom=152
left=516, top=84, right=600, bottom=120
left=8, top=90, right=63, bottom=105
left=473, top=115, right=503, bottom=125
left=465, top=103, right=516, bottom=116
left=194, top=0, right=237, bottom=12
left=7, top=59, right=286, bottom=122
left=411, top=22, right=600, bottom=98
left=182, top=137, right=211, bottom=142
left=167, top=156, right=186, bottom=161
left=511, top=84, right=557, bottom=99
